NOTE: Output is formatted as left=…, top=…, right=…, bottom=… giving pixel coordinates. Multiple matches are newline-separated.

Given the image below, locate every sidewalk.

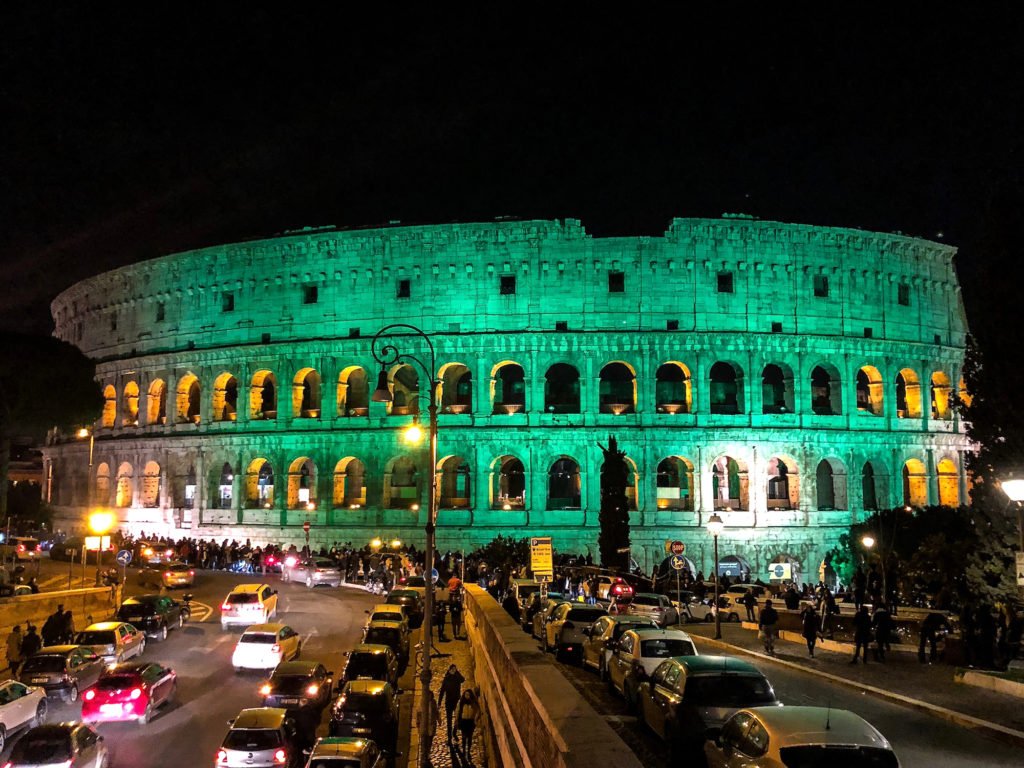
left=682, top=619, right=1024, bottom=746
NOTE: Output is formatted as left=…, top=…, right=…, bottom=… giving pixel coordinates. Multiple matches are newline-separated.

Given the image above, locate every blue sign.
left=115, top=550, right=132, bottom=566
left=669, top=555, right=687, bottom=571
left=431, top=568, right=439, bottom=584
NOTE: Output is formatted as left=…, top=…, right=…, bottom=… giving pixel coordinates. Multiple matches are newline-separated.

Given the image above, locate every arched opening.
left=437, top=456, right=471, bottom=508
left=815, top=458, right=848, bottom=510
left=115, top=462, right=134, bottom=508
left=931, top=371, right=953, bottom=420
left=712, top=455, right=749, bottom=510
left=547, top=457, right=581, bottom=510
left=766, top=456, right=799, bottom=509
left=333, top=457, right=367, bottom=508
left=656, top=456, right=694, bottom=510
left=902, top=458, right=927, bottom=507
left=183, top=466, right=196, bottom=509
left=389, top=364, right=420, bottom=416
left=709, top=362, right=743, bottom=414
left=102, top=385, right=116, bottom=428
left=440, top=363, right=473, bottom=414
left=937, top=458, right=959, bottom=507
left=250, top=370, right=278, bottom=420
left=122, top=381, right=140, bottom=426
left=292, top=368, right=322, bottom=419
left=544, top=363, right=580, bottom=413
left=599, top=362, right=636, bottom=414
left=147, top=379, right=167, bottom=425
left=384, top=456, right=420, bottom=509
left=212, top=372, right=239, bottom=422
left=338, top=366, right=369, bottom=417
left=856, top=365, right=884, bottom=416
left=245, top=459, right=275, bottom=508
left=895, top=368, right=922, bottom=419
left=861, top=461, right=887, bottom=511
left=810, top=364, right=841, bottom=415
left=958, top=375, right=972, bottom=409
left=287, top=457, right=317, bottom=509
left=95, top=462, right=111, bottom=504
left=491, top=362, right=526, bottom=414
left=761, top=363, right=794, bottom=414
left=217, top=462, right=234, bottom=509
left=717, top=554, right=752, bottom=581
left=141, top=461, right=161, bottom=507
left=490, top=455, right=525, bottom=510
left=655, top=362, right=692, bottom=414
left=176, top=375, right=201, bottom=424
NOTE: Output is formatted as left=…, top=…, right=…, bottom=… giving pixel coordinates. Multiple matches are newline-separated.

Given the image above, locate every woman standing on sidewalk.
left=800, top=604, right=818, bottom=657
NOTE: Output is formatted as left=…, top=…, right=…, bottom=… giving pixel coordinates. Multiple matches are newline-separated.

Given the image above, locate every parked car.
left=0, top=679, right=48, bottom=751
left=74, top=622, right=146, bottom=665
left=680, top=593, right=722, bottom=623
left=219, top=707, right=304, bottom=768
left=339, top=644, right=400, bottom=689
left=628, top=593, right=681, bottom=627
left=302, top=736, right=386, bottom=767
left=362, top=621, right=409, bottom=671
left=520, top=590, right=564, bottom=631
left=232, top=624, right=302, bottom=672
left=510, top=577, right=541, bottom=610
left=532, top=598, right=570, bottom=640
left=0, top=536, right=41, bottom=562
left=385, top=589, right=424, bottom=629
left=607, top=628, right=698, bottom=705
left=635, top=655, right=779, bottom=752
left=587, top=574, right=636, bottom=603
left=19, top=646, right=105, bottom=703
left=705, top=705, right=900, bottom=767
left=81, top=661, right=177, bottom=724
left=116, top=594, right=191, bottom=640
left=543, top=603, right=608, bottom=661
left=328, top=681, right=399, bottom=755
left=138, top=561, right=195, bottom=589
left=581, top=615, right=658, bottom=679
left=289, top=557, right=344, bottom=588
left=363, top=605, right=410, bottom=635
left=7, top=722, right=107, bottom=768
left=395, top=574, right=447, bottom=603
left=221, top=583, right=279, bottom=629
left=259, top=661, right=333, bottom=716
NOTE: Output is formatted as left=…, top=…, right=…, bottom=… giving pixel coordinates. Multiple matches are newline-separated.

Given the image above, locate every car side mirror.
left=365, top=609, right=371, bottom=614
left=343, top=651, right=351, bottom=657
left=272, top=589, right=278, bottom=595
left=227, top=718, right=235, bottom=726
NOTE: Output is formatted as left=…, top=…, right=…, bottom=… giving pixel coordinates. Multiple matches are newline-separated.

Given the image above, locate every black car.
left=384, top=589, right=424, bottom=629
left=328, top=680, right=399, bottom=753
left=116, top=594, right=191, bottom=640
left=362, top=622, right=409, bottom=671
left=339, top=644, right=400, bottom=689
left=9, top=722, right=107, bottom=767
left=260, top=660, right=333, bottom=716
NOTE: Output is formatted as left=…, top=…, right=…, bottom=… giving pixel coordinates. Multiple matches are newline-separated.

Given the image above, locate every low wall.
left=463, top=584, right=643, bottom=768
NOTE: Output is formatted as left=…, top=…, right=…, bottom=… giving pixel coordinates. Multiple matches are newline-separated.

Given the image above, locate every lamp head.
left=77, top=428, right=90, bottom=439
left=88, top=511, right=114, bottom=534
left=371, top=367, right=393, bottom=403
left=391, top=539, right=402, bottom=549
left=862, top=535, right=876, bottom=549
left=706, top=512, right=724, bottom=537
left=1001, top=478, right=1024, bottom=503
left=404, top=423, right=423, bottom=443
left=370, top=537, right=382, bottom=549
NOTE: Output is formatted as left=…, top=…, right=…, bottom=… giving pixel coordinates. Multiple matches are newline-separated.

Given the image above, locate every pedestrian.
left=6, top=624, right=24, bottom=676
left=852, top=566, right=867, bottom=612
left=41, top=605, right=64, bottom=647
left=437, top=664, right=465, bottom=742
left=800, top=604, right=818, bottom=657
left=435, top=599, right=448, bottom=641
left=851, top=605, right=873, bottom=664
left=449, top=597, right=464, bottom=640
left=919, top=612, right=950, bottom=664
left=741, top=588, right=758, bottom=622
left=872, top=603, right=893, bottom=662
left=457, top=688, right=479, bottom=756
left=61, top=610, right=76, bottom=644
left=758, top=599, right=779, bottom=655
left=27, top=577, right=39, bottom=594
left=20, top=624, right=42, bottom=659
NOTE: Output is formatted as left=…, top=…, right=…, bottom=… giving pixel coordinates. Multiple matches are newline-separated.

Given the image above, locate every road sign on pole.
left=115, top=550, right=132, bottom=566
left=530, top=537, right=553, bottom=577
left=303, top=521, right=311, bottom=533
left=670, top=541, right=686, bottom=556
left=669, top=555, right=687, bottom=571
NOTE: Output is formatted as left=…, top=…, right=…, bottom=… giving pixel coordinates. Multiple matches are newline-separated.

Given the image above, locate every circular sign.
left=772, top=564, right=786, bottom=578
left=670, top=555, right=687, bottom=571
left=670, top=540, right=686, bottom=555
left=115, top=550, right=132, bottom=566
left=431, top=568, right=440, bottom=584
left=303, top=521, right=311, bottom=533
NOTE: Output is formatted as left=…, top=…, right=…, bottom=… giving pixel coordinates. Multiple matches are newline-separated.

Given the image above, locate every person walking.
left=437, top=664, right=466, bottom=743
left=6, top=624, right=24, bottom=676
left=456, top=688, right=479, bottom=757
left=741, top=589, right=758, bottom=622
left=449, top=597, right=464, bottom=640
left=851, top=605, right=873, bottom=664
left=20, top=624, right=42, bottom=660
left=758, top=599, right=779, bottom=655
left=61, top=610, right=76, bottom=645
left=800, top=604, right=818, bottom=657
left=435, top=599, right=448, bottom=642
left=919, top=611, right=950, bottom=664
left=41, top=605, right=64, bottom=647
left=872, top=603, right=893, bottom=662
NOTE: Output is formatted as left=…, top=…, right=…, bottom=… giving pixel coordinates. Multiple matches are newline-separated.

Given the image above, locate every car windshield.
left=371, top=611, right=399, bottom=623
left=612, top=622, right=652, bottom=639
left=517, top=585, right=539, bottom=598
left=342, top=692, right=386, bottom=713
left=683, top=675, right=776, bottom=706
left=347, top=655, right=387, bottom=679
left=779, top=746, right=898, bottom=768
left=119, top=603, right=156, bottom=616
left=566, top=608, right=604, bottom=621
left=240, top=633, right=277, bottom=644
left=403, top=577, right=426, bottom=587
left=632, top=595, right=662, bottom=606
left=364, top=628, right=398, bottom=645
left=641, top=639, right=696, bottom=658
left=227, top=593, right=259, bottom=604
left=223, top=728, right=282, bottom=750
left=76, top=631, right=115, bottom=645
left=96, top=674, right=140, bottom=691
left=10, top=735, right=72, bottom=763
left=314, top=560, right=336, bottom=569
left=167, top=564, right=190, bottom=572
left=22, top=655, right=65, bottom=673
left=271, top=675, right=313, bottom=694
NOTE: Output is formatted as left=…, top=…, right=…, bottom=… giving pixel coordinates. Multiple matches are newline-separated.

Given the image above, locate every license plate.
left=32, top=677, right=47, bottom=683
left=353, top=727, right=371, bottom=734
left=100, top=704, right=123, bottom=714
left=281, top=698, right=299, bottom=705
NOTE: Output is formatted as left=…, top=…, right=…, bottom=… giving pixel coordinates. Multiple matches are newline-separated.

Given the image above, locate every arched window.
left=384, top=456, right=419, bottom=509
left=217, top=462, right=234, bottom=509
left=250, top=371, right=277, bottom=420
left=102, top=385, right=116, bottom=428
left=212, top=372, right=239, bottom=422
left=183, top=466, right=197, bottom=509
left=389, top=365, right=420, bottom=416
left=815, top=458, right=847, bottom=510
left=656, top=457, right=694, bottom=511
left=709, top=362, right=743, bottom=414
left=599, top=362, right=636, bottom=414
left=547, top=458, right=581, bottom=509
left=287, top=457, right=317, bottom=509
left=958, top=375, right=972, bottom=409
left=440, top=364, right=473, bottom=414
left=902, top=458, right=927, bottom=507
left=492, top=362, right=526, bottom=414
left=141, top=461, right=161, bottom=507
left=338, top=366, right=369, bottom=417
left=333, top=458, right=366, bottom=508
left=861, top=462, right=879, bottom=511
left=147, top=379, right=167, bottom=425
left=937, top=458, right=959, bottom=507
left=655, top=362, right=691, bottom=414
left=544, top=364, right=580, bottom=413
left=766, top=457, right=799, bottom=509
left=895, top=369, right=922, bottom=419
left=176, top=375, right=201, bottom=424
left=856, top=366, right=883, bottom=416
left=122, top=381, right=140, bottom=426
left=115, top=462, right=134, bottom=508
left=438, top=456, right=471, bottom=508
left=712, top=455, right=749, bottom=510
left=245, top=459, right=274, bottom=508
left=490, top=456, right=525, bottom=509
left=810, top=364, right=841, bottom=415
left=761, top=364, right=793, bottom=414
left=95, top=462, right=111, bottom=504
left=930, top=371, right=953, bottom=420
left=292, top=368, right=322, bottom=419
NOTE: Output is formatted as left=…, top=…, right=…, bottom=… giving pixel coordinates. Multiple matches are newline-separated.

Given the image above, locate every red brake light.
left=221, top=602, right=232, bottom=611
left=271, top=644, right=281, bottom=653
left=189, top=570, right=194, bottom=575
left=164, top=572, right=172, bottom=578
left=35, top=544, right=41, bottom=552
left=16, top=544, right=24, bottom=552
left=130, top=687, right=143, bottom=699
left=84, top=689, right=96, bottom=701
left=217, top=749, right=228, bottom=763
left=274, top=748, right=287, bottom=763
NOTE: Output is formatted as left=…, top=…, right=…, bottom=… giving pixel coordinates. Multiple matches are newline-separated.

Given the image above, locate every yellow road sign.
left=530, top=536, right=553, bottom=576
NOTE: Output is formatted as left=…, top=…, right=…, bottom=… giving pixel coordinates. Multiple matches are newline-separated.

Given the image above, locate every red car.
left=610, top=578, right=635, bottom=605
left=81, top=661, right=177, bottom=724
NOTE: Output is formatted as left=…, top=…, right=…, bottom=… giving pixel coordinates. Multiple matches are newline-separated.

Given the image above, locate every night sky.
left=2, top=7, right=1022, bottom=340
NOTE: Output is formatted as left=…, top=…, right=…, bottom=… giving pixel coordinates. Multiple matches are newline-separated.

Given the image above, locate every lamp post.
left=77, top=428, right=95, bottom=504
left=707, top=512, right=724, bottom=639
left=371, top=323, right=438, bottom=768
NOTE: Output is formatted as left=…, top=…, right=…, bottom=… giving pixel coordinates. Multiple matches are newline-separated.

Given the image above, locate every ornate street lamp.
left=1000, top=478, right=1024, bottom=553
left=706, top=512, right=724, bottom=639
left=370, top=323, right=438, bottom=768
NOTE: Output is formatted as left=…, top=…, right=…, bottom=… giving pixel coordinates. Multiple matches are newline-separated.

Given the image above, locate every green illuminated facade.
left=42, top=217, right=971, bottom=581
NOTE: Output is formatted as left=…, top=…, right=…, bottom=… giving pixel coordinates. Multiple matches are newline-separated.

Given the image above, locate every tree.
left=598, top=434, right=631, bottom=571
left=469, top=534, right=530, bottom=571
left=0, top=333, right=103, bottom=518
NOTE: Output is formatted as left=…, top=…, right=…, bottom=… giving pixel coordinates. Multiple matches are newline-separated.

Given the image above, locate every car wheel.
left=177, top=613, right=184, bottom=628
left=704, top=614, right=713, bottom=622
left=158, top=624, right=168, bottom=641
left=0, top=724, right=6, bottom=753
left=67, top=684, right=79, bottom=703
left=729, top=613, right=740, bottom=623
left=33, top=698, right=47, bottom=727
left=306, top=576, right=314, bottom=588
left=139, top=701, right=152, bottom=725
left=139, top=638, right=147, bottom=655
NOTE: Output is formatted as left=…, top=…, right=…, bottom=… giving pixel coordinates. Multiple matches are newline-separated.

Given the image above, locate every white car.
left=607, top=627, right=698, bottom=705
left=0, top=679, right=48, bottom=751
left=232, top=623, right=302, bottom=672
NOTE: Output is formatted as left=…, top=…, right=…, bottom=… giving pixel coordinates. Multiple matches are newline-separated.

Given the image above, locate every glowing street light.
left=1000, top=478, right=1024, bottom=556
left=404, top=423, right=423, bottom=443
left=370, top=537, right=383, bottom=550
left=861, top=535, right=876, bottom=549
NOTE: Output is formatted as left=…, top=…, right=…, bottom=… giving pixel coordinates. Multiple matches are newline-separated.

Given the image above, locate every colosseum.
left=42, top=216, right=972, bottom=582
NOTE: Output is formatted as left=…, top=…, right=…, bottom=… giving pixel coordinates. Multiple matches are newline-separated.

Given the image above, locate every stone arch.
left=547, top=456, right=582, bottom=510
left=287, top=457, right=317, bottom=509
left=599, top=361, right=636, bottom=414
left=930, top=371, right=953, bottom=420
left=491, top=361, right=526, bottom=414
left=115, top=461, right=134, bottom=508
left=544, top=363, right=580, bottom=413
left=902, top=458, right=927, bottom=507
left=437, top=455, right=471, bottom=508
left=810, top=362, right=842, bottom=415
left=338, top=366, right=369, bottom=417
left=709, top=361, right=744, bottom=414
left=250, top=370, right=278, bottom=420
left=215, top=461, right=234, bottom=509
left=761, top=363, right=794, bottom=414
left=389, top=364, right=420, bottom=416
left=96, top=462, right=111, bottom=503
left=815, top=457, right=848, bottom=510
left=292, top=368, right=322, bottom=419
left=122, top=381, right=140, bottom=426
left=861, top=459, right=888, bottom=511
left=712, top=454, right=749, bottom=510
left=383, top=455, right=420, bottom=509
left=147, top=379, right=167, bottom=425
left=176, top=374, right=201, bottom=424
left=439, top=363, right=473, bottom=414
left=937, top=457, right=959, bottom=507
left=655, top=362, right=692, bottom=414
left=489, top=454, right=526, bottom=509
left=856, top=365, right=884, bottom=416
left=333, top=457, right=367, bottom=508
left=212, top=372, right=239, bottom=422
left=102, top=385, right=117, bottom=428
left=896, top=368, right=922, bottom=419
left=717, top=553, right=752, bottom=581
left=245, top=458, right=275, bottom=508
left=141, top=460, right=161, bottom=507
left=656, top=456, right=694, bottom=511
left=765, top=455, right=799, bottom=509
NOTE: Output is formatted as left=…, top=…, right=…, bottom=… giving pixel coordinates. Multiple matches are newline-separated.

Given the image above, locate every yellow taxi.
left=220, top=584, right=279, bottom=629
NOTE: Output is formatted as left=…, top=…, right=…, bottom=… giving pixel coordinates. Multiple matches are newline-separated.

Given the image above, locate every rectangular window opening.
left=666, top=320, right=679, bottom=331
left=864, top=327, right=873, bottom=338
left=898, top=284, right=910, bottom=306
left=222, top=292, right=235, bottom=312
left=717, top=271, right=734, bottom=294
left=156, top=303, right=166, bottom=322
left=934, top=333, right=942, bottom=345
left=397, top=279, right=411, bottom=298
left=500, top=275, right=516, bottom=295
left=110, top=314, right=117, bottom=331
left=261, top=333, right=271, bottom=344
left=771, top=322, right=783, bottom=333
left=555, top=321, right=568, bottom=332
left=348, top=327, right=361, bottom=338
left=302, top=285, right=318, bottom=304
left=609, top=271, right=625, bottom=293
left=813, top=274, right=829, bottom=297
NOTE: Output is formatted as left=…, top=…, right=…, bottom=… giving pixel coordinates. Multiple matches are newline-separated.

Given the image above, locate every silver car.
left=291, top=557, right=344, bottom=588
left=628, top=593, right=681, bottom=627
left=220, top=708, right=303, bottom=768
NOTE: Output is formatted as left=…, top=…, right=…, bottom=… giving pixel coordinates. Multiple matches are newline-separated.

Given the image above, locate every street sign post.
left=670, top=554, right=687, bottom=623
left=530, top=537, right=553, bottom=577
left=116, top=549, right=132, bottom=585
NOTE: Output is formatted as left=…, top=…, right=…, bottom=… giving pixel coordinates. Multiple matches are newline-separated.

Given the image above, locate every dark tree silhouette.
left=598, top=435, right=631, bottom=570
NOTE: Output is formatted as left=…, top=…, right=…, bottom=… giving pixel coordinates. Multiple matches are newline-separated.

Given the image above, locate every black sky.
left=2, top=7, right=1022, bottom=336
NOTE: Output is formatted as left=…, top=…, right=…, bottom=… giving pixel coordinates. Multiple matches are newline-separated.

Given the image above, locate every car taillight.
left=260, top=684, right=272, bottom=696
left=271, top=644, right=281, bottom=654
left=217, top=749, right=228, bottom=763
left=84, top=689, right=96, bottom=701
left=35, top=544, right=41, bottom=552
left=130, top=687, right=143, bottom=699
left=164, top=572, right=172, bottom=578
left=16, top=544, right=24, bottom=552
left=189, top=570, right=195, bottom=575
left=274, top=748, right=287, bottom=764
left=307, top=684, right=319, bottom=695
left=221, top=602, right=232, bottom=611
left=285, top=556, right=297, bottom=567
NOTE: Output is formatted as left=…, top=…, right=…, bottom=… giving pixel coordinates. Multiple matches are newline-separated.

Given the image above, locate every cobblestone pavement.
left=422, top=627, right=487, bottom=768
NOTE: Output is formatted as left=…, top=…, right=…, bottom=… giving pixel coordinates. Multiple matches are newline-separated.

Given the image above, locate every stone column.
left=693, top=354, right=708, bottom=415
left=473, top=356, right=488, bottom=416
left=958, top=451, right=969, bottom=506
left=926, top=448, right=938, bottom=506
